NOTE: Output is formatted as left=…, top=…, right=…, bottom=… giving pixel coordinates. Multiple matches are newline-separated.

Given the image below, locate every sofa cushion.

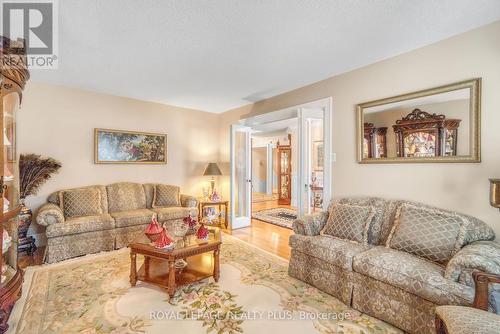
left=46, top=214, right=115, bottom=238
left=48, top=185, right=109, bottom=213
left=143, top=183, right=155, bottom=208
left=111, top=209, right=156, bottom=228
left=321, top=203, right=375, bottom=244
left=289, top=234, right=372, bottom=270
left=332, top=197, right=400, bottom=246
left=435, top=305, right=500, bottom=334
left=153, top=207, right=197, bottom=222
left=353, top=247, right=473, bottom=305
left=59, top=188, right=103, bottom=218
left=153, top=184, right=180, bottom=207
left=386, top=203, right=468, bottom=264
left=106, top=182, right=147, bottom=213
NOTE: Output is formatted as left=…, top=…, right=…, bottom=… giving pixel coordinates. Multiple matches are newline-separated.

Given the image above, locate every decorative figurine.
left=196, top=223, right=209, bottom=243
left=183, top=215, right=198, bottom=234
left=210, top=190, right=221, bottom=202
left=154, top=229, right=174, bottom=250
left=145, top=216, right=163, bottom=242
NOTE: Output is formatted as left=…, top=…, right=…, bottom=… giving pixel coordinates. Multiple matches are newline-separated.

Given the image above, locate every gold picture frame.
left=94, top=128, right=167, bottom=164
left=356, top=78, right=481, bottom=164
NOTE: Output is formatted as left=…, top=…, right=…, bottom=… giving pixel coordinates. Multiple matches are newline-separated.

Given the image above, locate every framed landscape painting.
left=94, top=128, right=167, bottom=164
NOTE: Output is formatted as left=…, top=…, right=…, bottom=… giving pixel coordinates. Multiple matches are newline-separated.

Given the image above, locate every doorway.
left=230, top=97, right=332, bottom=230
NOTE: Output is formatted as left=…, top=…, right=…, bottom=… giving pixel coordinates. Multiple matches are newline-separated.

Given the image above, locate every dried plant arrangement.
left=19, top=154, right=62, bottom=199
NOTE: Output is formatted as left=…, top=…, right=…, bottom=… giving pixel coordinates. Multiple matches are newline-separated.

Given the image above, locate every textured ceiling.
left=31, top=0, right=500, bottom=113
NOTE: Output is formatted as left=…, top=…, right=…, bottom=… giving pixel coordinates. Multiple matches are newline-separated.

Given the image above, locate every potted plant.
left=19, top=154, right=62, bottom=255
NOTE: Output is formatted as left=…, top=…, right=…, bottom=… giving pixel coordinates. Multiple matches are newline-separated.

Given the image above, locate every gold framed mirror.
left=356, top=78, right=481, bottom=163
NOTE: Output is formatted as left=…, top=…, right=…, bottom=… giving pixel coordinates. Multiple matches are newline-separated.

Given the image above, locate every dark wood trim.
left=0, top=269, right=23, bottom=333
left=473, top=271, right=500, bottom=311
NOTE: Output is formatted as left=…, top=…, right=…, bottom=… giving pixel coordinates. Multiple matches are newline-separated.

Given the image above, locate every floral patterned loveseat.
left=289, top=197, right=500, bottom=334
left=36, top=182, right=198, bottom=263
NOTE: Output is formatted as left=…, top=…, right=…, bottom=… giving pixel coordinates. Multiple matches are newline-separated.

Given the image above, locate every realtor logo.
left=1, top=0, right=58, bottom=69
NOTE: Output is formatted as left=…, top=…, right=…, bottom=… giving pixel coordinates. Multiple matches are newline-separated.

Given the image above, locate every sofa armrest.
left=473, top=271, right=500, bottom=311
left=445, top=241, right=500, bottom=287
left=36, top=203, right=65, bottom=226
left=180, top=194, right=198, bottom=208
left=292, top=211, right=329, bottom=236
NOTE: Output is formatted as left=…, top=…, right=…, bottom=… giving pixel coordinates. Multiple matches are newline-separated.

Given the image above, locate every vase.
left=172, top=220, right=189, bottom=238
left=18, top=199, right=37, bottom=256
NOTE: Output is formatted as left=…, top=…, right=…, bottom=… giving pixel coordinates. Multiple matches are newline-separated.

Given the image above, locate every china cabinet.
left=393, top=109, right=460, bottom=158
left=277, top=137, right=292, bottom=205
left=363, top=123, right=387, bottom=158
left=0, top=36, right=30, bottom=333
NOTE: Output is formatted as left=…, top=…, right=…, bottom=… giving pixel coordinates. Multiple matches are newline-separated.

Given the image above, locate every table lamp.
left=204, top=162, right=222, bottom=196
left=490, top=179, right=500, bottom=210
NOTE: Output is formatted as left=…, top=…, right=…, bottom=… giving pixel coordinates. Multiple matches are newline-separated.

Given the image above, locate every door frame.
left=230, top=124, right=252, bottom=229
left=231, top=97, right=333, bottom=220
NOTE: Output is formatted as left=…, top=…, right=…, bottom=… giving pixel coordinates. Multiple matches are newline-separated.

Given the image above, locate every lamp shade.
left=203, top=163, right=222, bottom=176
left=490, top=179, right=500, bottom=209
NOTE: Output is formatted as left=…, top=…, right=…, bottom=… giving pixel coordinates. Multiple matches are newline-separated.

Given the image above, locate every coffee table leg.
left=213, top=248, right=220, bottom=282
left=130, top=252, right=137, bottom=287
left=144, top=257, right=150, bottom=279
left=168, top=260, right=176, bottom=298
left=224, top=203, right=228, bottom=229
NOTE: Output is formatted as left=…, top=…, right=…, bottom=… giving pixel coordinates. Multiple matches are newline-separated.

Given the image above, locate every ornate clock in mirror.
left=357, top=78, right=480, bottom=163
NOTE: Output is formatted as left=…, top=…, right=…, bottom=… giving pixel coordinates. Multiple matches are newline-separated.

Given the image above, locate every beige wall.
left=251, top=147, right=267, bottom=192
left=19, top=83, right=220, bottom=242
left=218, top=21, right=500, bottom=238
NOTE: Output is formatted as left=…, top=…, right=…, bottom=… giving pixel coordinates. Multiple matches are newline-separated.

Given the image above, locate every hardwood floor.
left=227, top=200, right=294, bottom=260
left=19, top=200, right=295, bottom=268
left=19, top=246, right=45, bottom=269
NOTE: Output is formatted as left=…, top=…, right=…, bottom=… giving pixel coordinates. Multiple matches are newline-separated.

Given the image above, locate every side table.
left=198, top=200, right=229, bottom=229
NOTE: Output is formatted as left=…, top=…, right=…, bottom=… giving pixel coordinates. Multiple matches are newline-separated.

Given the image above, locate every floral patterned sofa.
left=289, top=197, right=500, bottom=334
left=36, top=182, right=198, bottom=263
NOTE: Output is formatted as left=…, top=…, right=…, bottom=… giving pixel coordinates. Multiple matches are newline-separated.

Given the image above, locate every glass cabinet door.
left=277, top=147, right=291, bottom=205
left=1, top=91, right=20, bottom=286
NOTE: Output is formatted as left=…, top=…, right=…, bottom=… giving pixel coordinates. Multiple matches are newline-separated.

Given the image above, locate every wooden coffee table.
left=129, top=227, right=222, bottom=298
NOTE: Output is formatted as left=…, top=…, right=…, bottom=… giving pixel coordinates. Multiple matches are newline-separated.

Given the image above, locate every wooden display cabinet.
left=364, top=123, right=388, bottom=158
left=0, top=36, right=30, bottom=333
left=277, top=135, right=292, bottom=205
left=393, top=109, right=460, bottom=158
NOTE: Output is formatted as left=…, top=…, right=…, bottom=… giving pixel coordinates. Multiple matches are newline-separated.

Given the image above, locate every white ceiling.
left=31, top=0, right=500, bottom=113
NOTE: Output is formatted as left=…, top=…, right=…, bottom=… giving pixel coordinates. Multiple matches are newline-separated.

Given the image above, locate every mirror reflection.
left=357, top=79, right=480, bottom=163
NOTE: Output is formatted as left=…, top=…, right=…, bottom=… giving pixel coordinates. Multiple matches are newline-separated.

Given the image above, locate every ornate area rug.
left=9, top=235, right=400, bottom=334
left=252, top=208, right=298, bottom=229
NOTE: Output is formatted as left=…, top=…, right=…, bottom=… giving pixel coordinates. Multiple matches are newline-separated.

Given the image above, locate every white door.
left=297, top=107, right=331, bottom=217
left=230, top=124, right=252, bottom=229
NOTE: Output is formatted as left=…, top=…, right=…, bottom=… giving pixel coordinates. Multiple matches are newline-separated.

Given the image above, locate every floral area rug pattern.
left=9, top=235, right=401, bottom=334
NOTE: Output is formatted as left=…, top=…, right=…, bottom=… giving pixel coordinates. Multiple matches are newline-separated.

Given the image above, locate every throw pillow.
left=153, top=184, right=180, bottom=207
left=59, top=188, right=102, bottom=218
left=320, top=203, right=375, bottom=244
left=386, top=203, right=468, bottom=264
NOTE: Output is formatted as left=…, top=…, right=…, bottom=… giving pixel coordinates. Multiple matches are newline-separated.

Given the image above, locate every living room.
left=1, top=1, right=500, bottom=333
